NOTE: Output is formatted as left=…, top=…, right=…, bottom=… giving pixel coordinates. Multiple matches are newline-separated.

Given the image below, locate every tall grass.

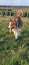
left=0, top=18, right=29, bottom=65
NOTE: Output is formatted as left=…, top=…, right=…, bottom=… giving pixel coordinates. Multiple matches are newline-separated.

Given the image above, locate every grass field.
left=0, top=17, right=29, bottom=65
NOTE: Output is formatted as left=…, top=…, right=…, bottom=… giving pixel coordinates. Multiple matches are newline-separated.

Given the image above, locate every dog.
left=8, top=20, right=21, bottom=39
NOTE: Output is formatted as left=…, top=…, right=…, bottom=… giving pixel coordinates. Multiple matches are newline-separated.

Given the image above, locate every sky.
left=0, top=0, right=29, bottom=6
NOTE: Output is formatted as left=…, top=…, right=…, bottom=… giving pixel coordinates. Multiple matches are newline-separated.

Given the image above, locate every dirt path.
left=0, top=16, right=29, bottom=23
left=0, top=16, right=13, bottom=20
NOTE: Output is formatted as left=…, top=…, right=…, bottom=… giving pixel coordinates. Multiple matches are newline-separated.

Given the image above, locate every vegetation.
left=0, top=9, right=29, bottom=17
left=0, top=9, right=16, bottom=16
left=0, top=17, right=29, bottom=65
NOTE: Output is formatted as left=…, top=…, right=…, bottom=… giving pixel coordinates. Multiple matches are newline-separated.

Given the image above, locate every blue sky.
left=0, top=0, right=29, bottom=6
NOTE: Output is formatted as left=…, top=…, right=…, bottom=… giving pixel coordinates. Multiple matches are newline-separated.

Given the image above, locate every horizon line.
left=0, top=5, right=29, bottom=7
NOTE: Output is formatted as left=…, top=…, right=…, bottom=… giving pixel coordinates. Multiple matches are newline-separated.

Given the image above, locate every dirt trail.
left=0, top=16, right=13, bottom=20
left=0, top=16, right=29, bottom=23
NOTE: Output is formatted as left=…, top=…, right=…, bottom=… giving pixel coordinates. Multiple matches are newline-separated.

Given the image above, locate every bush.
left=27, top=13, right=29, bottom=18
left=22, top=12, right=27, bottom=17
left=2, top=11, right=6, bottom=16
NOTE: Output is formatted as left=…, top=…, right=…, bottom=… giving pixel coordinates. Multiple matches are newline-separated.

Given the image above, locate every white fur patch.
left=12, top=28, right=21, bottom=39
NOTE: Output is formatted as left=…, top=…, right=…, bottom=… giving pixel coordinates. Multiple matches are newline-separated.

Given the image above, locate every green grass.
left=0, top=18, right=29, bottom=65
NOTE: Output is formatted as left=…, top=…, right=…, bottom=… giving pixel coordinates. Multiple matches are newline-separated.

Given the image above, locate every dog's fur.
left=8, top=23, right=21, bottom=39
left=12, top=28, right=21, bottom=39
